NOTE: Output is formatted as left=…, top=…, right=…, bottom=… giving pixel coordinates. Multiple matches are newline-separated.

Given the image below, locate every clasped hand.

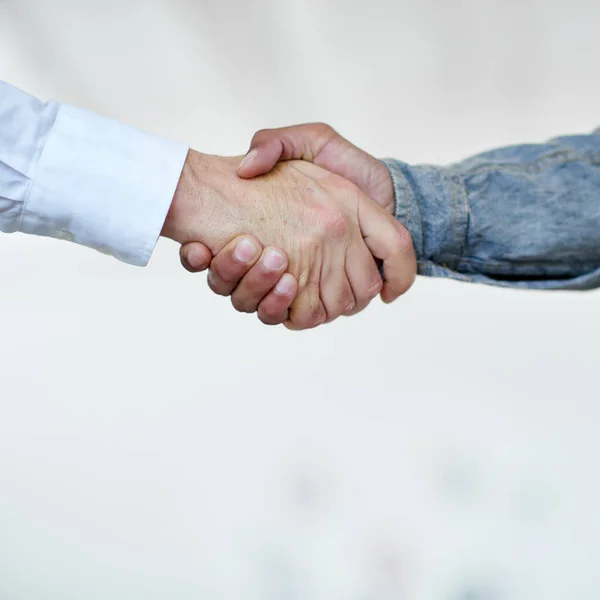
left=161, top=124, right=416, bottom=329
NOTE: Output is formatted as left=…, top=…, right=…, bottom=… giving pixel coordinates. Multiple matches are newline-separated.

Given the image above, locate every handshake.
left=162, top=124, right=416, bottom=329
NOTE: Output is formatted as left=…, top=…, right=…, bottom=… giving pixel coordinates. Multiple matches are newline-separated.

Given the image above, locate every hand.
left=179, top=123, right=404, bottom=324
left=237, top=123, right=395, bottom=215
left=163, top=150, right=414, bottom=330
left=180, top=234, right=298, bottom=326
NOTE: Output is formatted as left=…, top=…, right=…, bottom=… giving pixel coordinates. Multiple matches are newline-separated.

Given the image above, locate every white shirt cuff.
left=19, top=103, right=189, bottom=266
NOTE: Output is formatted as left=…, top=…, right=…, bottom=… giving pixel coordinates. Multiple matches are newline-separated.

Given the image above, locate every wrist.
left=161, top=149, right=211, bottom=244
left=162, top=149, right=192, bottom=242
left=161, top=151, right=246, bottom=253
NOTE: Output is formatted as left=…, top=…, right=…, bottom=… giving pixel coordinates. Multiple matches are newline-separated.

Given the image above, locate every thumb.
left=237, top=124, right=394, bottom=215
left=180, top=242, right=213, bottom=273
left=237, top=123, right=337, bottom=179
left=356, top=194, right=416, bottom=303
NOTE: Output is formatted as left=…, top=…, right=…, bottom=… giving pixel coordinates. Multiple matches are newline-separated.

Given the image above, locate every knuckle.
left=343, top=299, right=356, bottom=315
left=252, top=128, right=272, bottom=144
left=367, top=277, right=384, bottom=298
left=293, top=305, right=326, bottom=330
left=313, top=122, right=334, bottom=138
left=308, top=305, right=327, bottom=329
left=295, top=265, right=312, bottom=291
left=355, top=277, right=382, bottom=305
left=345, top=299, right=368, bottom=316
left=321, top=209, right=349, bottom=238
left=329, top=289, right=355, bottom=319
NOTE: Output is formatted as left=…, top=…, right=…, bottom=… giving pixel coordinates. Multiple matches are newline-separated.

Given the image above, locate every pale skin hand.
left=163, top=150, right=414, bottom=330
left=180, top=124, right=412, bottom=325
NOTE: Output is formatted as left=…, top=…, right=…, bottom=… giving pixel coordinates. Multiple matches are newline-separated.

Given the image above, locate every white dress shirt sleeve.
left=0, top=81, right=189, bottom=266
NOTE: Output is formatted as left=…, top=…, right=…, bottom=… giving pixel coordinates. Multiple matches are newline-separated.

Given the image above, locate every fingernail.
left=275, top=274, right=295, bottom=295
left=263, top=248, right=285, bottom=271
left=233, top=238, right=258, bottom=263
left=239, top=149, right=258, bottom=170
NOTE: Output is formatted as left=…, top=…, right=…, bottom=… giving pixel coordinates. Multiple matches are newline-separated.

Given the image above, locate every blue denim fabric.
left=383, top=129, right=600, bottom=290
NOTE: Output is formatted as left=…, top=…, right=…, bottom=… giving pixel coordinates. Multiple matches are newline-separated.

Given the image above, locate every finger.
left=207, top=235, right=261, bottom=297
left=180, top=242, right=213, bottom=273
left=257, top=274, right=298, bottom=325
left=236, top=139, right=283, bottom=179
left=343, top=241, right=383, bottom=316
left=237, top=123, right=336, bottom=179
left=230, top=247, right=289, bottom=313
left=318, top=243, right=356, bottom=322
left=285, top=279, right=327, bottom=331
left=236, top=126, right=390, bottom=212
left=356, top=195, right=416, bottom=303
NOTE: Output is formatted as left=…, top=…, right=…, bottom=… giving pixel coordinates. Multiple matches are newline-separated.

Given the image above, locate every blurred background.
left=1, top=0, right=599, bottom=598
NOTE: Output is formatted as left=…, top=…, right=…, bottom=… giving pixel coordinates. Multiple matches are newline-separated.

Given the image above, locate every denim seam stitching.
left=385, top=160, right=424, bottom=259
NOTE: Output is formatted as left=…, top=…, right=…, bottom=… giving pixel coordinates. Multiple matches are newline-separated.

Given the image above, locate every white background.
left=1, top=1, right=599, bottom=598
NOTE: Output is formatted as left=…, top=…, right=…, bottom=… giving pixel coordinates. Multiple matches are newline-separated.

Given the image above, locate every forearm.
left=383, top=129, right=600, bottom=290
left=0, top=81, right=188, bottom=265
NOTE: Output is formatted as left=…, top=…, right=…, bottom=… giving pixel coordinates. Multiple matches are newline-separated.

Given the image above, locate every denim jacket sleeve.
left=382, top=128, right=600, bottom=290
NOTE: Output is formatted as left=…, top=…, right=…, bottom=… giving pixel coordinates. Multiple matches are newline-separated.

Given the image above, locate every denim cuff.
left=381, top=159, right=469, bottom=272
